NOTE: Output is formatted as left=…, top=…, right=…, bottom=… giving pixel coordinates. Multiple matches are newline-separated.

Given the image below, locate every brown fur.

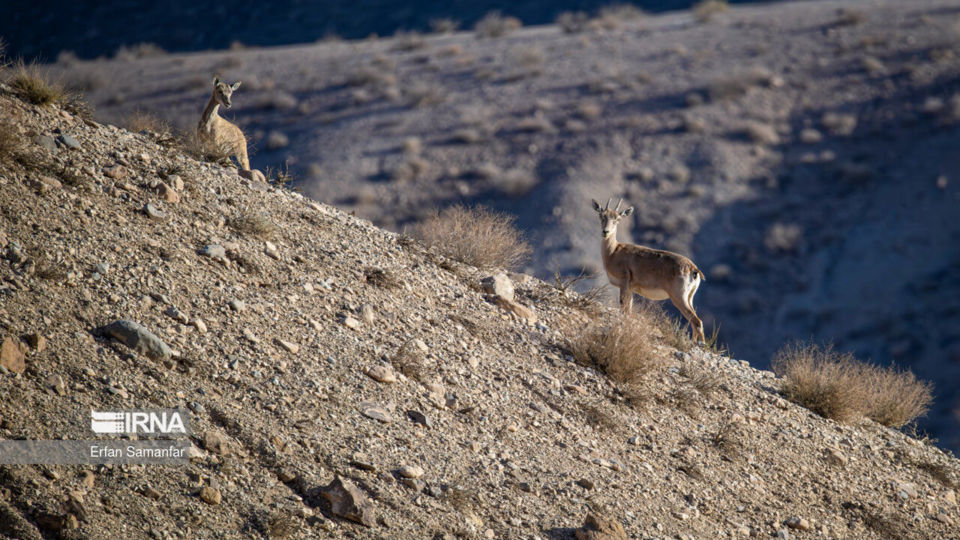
left=592, top=198, right=706, bottom=343
left=197, top=77, right=250, bottom=170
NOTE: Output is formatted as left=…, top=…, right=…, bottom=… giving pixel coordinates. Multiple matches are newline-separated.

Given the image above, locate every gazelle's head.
left=211, top=77, right=242, bottom=109
left=591, top=198, right=634, bottom=238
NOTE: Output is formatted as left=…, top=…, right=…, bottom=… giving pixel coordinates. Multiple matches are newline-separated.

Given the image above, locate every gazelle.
left=198, top=77, right=250, bottom=171
left=591, top=198, right=706, bottom=343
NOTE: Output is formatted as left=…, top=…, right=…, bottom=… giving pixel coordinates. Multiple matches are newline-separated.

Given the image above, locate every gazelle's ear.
left=213, top=76, right=221, bottom=86
left=591, top=199, right=602, bottom=212
left=620, top=206, right=634, bottom=217
left=231, top=81, right=242, bottom=91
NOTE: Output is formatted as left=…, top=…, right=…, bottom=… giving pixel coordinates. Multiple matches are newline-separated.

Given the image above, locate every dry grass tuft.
left=475, top=11, right=522, bottom=39
left=8, top=61, right=66, bottom=106
left=772, top=342, right=932, bottom=427
left=579, top=401, right=620, bottom=432
left=410, top=205, right=530, bottom=270
left=228, top=213, right=277, bottom=239
left=693, top=0, right=729, bottom=23
left=391, top=31, right=427, bottom=52
left=392, top=341, right=427, bottom=382
left=266, top=511, right=299, bottom=539
left=557, top=12, right=590, bottom=34
left=0, top=116, right=24, bottom=164
left=708, top=67, right=772, bottom=101
left=711, top=420, right=746, bottom=461
left=124, top=110, right=172, bottom=136
left=429, top=18, right=460, bottom=34
left=568, top=310, right=666, bottom=386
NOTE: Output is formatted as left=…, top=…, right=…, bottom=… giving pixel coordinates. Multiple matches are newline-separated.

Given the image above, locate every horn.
left=605, top=197, right=612, bottom=210
left=615, top=199, right=622, bottom=212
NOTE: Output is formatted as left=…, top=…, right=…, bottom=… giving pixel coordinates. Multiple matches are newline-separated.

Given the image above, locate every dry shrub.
left=764, top=222, right=803, bottom=253
left=579, top=401, right=620, bottom=432
left=592, top=4, right=645, bottom=30
left=411, top=205, right=530, bottom=270
left=711, top=420, right=746, bottom=461
left=557, top=11, right=590, bottom=34
left=693, top=0, right=729, bottom=23
left=568, top=311, right=666, bottom=385
left=475, top=11, right=522, bottom=39
left=864, top=368, right=933, bottom=428
left=772, top=343, right=932, bottom=427
left=772, top=343, right=869, bottom=423
left=266, top=511, right=299, bottom=539
left=392, top=341, right=427, bottom=381
left=228, top=213, right=277, bottom=239
left=8, top=61, right=66, bottom=106
left=114, top=42, right=167, bottom=60
left=0, top=115, right=24, bottom=164
left=505, top=46, right=545, bottom=80
left=707, top=67, right=772, bottom=101
left=835, top=8, right=865, bottom=27
left=392, top=31, right=427, bottom=52
left=429, top=18, right=460, bottom=34
left=124, top=110, right=171, bottom=135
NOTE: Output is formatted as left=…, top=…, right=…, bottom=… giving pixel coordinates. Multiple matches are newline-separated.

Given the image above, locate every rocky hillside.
left=1, top=80, right=959, bottom=539
left=45, top=0, right=960, bottom=451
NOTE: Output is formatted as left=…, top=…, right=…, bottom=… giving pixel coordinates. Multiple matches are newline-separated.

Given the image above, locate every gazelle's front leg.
left=619, top=285, right=633, bottom=313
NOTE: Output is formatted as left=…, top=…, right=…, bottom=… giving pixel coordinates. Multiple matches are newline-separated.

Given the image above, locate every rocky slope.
left=1, top=81, right=959, bottom=539
left=44, top=0, right=960, bottom=451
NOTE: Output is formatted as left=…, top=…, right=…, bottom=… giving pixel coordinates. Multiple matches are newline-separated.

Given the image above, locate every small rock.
left=350, top=452, right=378, bottom=472
left=785, top=517, right=810, bottom=531
left=343, top=316, right=361, bottom=330
left=35, top=135, right=57, bottom=152
left=365, top=365, right=396, bottom=384
left=58, top=134, right=81, bottom=150
left=575, top=512, right=627, bottom=540
left=242, top=328, right=260, bottom=344
left=491, top=296, right=536, bottom=323
left=897, top=482, right=918, bottom=500
left=24, top=333, right=48, bottom=352
left=238, top=168, right=267, bottom=183
left=156, top=182, right=179, bottom=203
left=203, top=431, right=230, bottom=455
left=80, top=471, right=95, bottom=489
left=277, top=468, right=297, bottom=483
left=28, top=175, right=62, bottom=193
left=276, top=339, right=300, bottom=354
left=577, top=478, right=595, bottom=490
left=775, top=529, right=790, bottom=540
left=199, top=244, right=228, bottom=265
left=191, top=319, right=208, bottom=334
left=402, top=477, right=424, bottom=491
left=143, top=203, right=165, bottom=220
left=103, top=165, right=127, bottom=179
left=264, top=241, right=280, bottom=260
left=406, top=410, right=432, bottom=428
left=398, top=464, right=424, bottom=479
left=142, top=486, right=162, bottom=500
left=199, top=486, right=221, bottom=505
left=45, top=374, right=65, bottom=395
left=320, top=476, right=375, bottom=527
left=102, top=320, right=171, bottom=361
left=481, top=273, right=515, bottom=301
left=362, top=406, right=393, bottom=423
left=944, top=489, right=956, bottom=505
left=228, top=299, right=246, bottom=312
left=825, top=448, right=847, bottom=466
left=163, top=306, right=189, bottom=324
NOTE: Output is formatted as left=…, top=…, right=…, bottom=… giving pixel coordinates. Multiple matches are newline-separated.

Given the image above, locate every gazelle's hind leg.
left=668, top=277, right=705, bottom=344
left=236, top=143, right=250, bottom=171
left=619, top=285, right=634, bottom=314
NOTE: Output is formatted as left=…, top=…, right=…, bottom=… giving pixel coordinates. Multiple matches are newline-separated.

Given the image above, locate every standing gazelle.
left=592, top=198, right=706, bottom=343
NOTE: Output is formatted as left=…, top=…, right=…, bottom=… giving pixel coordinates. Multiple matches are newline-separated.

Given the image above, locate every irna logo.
left=90, top=409, right=189, bottom=435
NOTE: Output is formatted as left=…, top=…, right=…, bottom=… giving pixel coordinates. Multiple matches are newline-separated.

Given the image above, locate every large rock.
left=575, top=512, right=627, bottom=540
left=320, top=476, right=375, bottom=527
left=102, top=320, right=171, bottom=361
left=481, top=273, right=514, bottom=302
left=0, top=337, right=27, bottom=373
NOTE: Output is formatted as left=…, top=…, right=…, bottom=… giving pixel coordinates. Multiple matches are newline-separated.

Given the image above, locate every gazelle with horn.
left=591, top=198, right=706, bottom=343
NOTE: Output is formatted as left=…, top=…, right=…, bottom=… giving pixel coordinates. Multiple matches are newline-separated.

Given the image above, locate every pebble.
left=360, top=304, right=376, bottom=324
left=365, top=365, right=396, bottom=384
left=200, top=244, right=228, bottom=264
left=320, top=476, right=375, bottom=526
left=143, top=486, right=162, bottom=499
left=143, top=204, right=165, bottom=220
left=102, top=320, right=171, bottom=361
left=191, top=319, right=208, bottom=333
left=229, top=299, right=246, bottom=312
left=157, top=182, right=179, bottom=203
left=577, top=478, right=595, bottom=490
left=276, top=339, right=300, bottom=354
left=0, top=340, right=21, bottom=374
left=103, top=165, right=127, bottom=179
left=24, top=333, right=47, bottom=353
left=163, top=306, right=189, bottom=324
left=362, top=406, right=393, bottom=423
left=265, top=241, right=280, bottom=260
left=46, top=374, right=66, bottom=395
left=199, top=486, right=221, bottom=505
left=406, top=410, right=432, bottom=428
left=58, top=134, right=81, bottom=150
left=785, top=517, right=810, bottom=531
left=35, top=135, right=57, bottom=152
left=342, top=316, right=361, bottom=330
left=398, top=464, right=424, bottom=478
left=481, top=273, right=514, bottom=302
